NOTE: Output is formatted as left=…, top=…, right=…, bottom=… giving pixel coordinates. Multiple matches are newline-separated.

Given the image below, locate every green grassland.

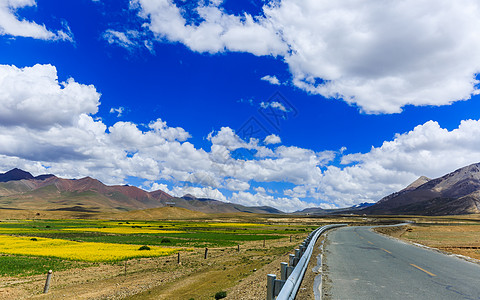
left=0, top=218, right=313, bottom=276
left=0, top=255, right=90, bottom=277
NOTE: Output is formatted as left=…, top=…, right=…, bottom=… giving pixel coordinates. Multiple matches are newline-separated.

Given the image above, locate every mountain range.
left=2, top=162, right=480, bottom=217
left=0, top=168, right=283, bottom=216
left=362, top=163, right=480, bottom=215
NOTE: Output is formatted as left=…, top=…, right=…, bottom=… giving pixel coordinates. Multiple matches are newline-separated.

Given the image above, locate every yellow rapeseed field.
left=205, top=223, right=266, bottom=227
left=0, top=235, right=179, bottom=262
left=63, top=227, right=185, bottom=234
left=0, top=228, right=39, bottom=234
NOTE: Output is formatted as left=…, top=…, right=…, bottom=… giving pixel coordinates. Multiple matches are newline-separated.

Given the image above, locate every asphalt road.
left=322, top=226, right=480, bottom=300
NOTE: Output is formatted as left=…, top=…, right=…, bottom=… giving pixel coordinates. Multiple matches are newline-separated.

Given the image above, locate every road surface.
left=321, top=226, right=480, bottom=300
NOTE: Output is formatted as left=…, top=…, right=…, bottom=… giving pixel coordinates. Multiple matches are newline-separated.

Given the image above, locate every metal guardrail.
left=267, top=224, right=347, bottom=300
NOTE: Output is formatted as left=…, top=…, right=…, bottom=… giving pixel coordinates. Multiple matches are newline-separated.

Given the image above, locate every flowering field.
left=63, top=227, right=185, bottom=234
left=0, top=218, right=312, bottom=277
left=0, top=235, right=179, bottom=262
left=0, top=219, right=309, bottom=266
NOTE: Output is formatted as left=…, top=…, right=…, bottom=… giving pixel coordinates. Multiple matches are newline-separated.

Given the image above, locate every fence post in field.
left=263, top=237, right=266, bottom=247
left=177, top=252, right=181, bottom=264
left=43, top=270, right=53, bottom=293
left=124, top=260, right=127, bottom=276
left=290, top=235, right=292, bottom=242
left=204, top=247, right=208, bottom=259
left=237, top=244, right=240, bottom=252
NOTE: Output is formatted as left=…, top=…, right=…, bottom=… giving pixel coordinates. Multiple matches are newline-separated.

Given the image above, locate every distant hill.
left=363, top=163, right=480, bottom=215
left=0, top=171, right=173, bottom=213
left=166, top=194, right=284, bottom=214
left=107, top=206, right=208, bottom=220
left=293, top=202, right=374, bottom=215
left=0, top=168, right=283, bottom=216
left=0, top=168, right=54, bottom=182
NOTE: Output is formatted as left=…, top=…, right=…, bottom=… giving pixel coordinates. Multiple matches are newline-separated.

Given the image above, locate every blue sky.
left=1, top=0, right=480, bottom=211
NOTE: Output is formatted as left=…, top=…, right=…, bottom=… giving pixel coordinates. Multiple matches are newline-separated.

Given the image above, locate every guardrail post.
left=280, top=262, right=288, bottom=280
left=274, top=279, right=285, bottom=296
left=43, top=270, right=53, bottom=293
left=294, top=249, right=300, bottom=266
left=286, top=266, right=294, bottom=277
left=289, top=254, right=295, bottom=267
left=300, top=243, right=306, bottom=256
left=267, top=274, right=276, bottom=300
left=269, top=224, right=347, bottom=300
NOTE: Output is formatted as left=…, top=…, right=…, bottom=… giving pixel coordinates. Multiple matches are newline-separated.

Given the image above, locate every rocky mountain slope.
left=0, top=169, right=283, bottom=215
left=168, top=194, right=284, bottom=214
left=363, top=163, right=480, bottom=215
left=293, top=202, right=374, bottom=215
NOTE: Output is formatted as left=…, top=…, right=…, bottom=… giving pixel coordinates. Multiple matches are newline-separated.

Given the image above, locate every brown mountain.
left=165, top=194, right=284, bottom=214
left=0, top=168, right=54, bottom=182
left=0, top=169, right=283, bottom=216
left=0, top=170, right=173, bottom=213
left=364, top=163, right=480, bottom=215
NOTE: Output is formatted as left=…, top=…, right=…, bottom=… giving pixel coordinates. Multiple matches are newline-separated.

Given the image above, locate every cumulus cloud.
left=224, top=178, right=250, bottom=191
left=264, top=134, right=281, bottom=145
left=261, top=75, right=280, bottom=85
left=230, top=191, right=312, bottom=212
left=128, top=0, right=480, bottom=114
left=170, top=186, right=227, bottom=202
left=5, top=63, right=480, bottom=211
left=129, top=0, right=287, bottom=56
left=0, top=0, right=73, bottom=41
left=0, top=64, right=336, bottom=211
left=288, top=119, right=480, bottom=208
left=0, top=64, right=100, bottom=129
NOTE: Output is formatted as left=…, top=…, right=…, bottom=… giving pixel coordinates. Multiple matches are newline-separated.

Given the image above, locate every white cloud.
left=261, top=75, right=280, bottom=85
left=103, top=29, right=154, bottom=53
left=146, top=182, right=172, bottom=194
left=264, top=134, right=281, bottom=145
left=224, top=178, right=250, bottom=191
left=148, top=119, right=191, bottom=142
left=260, top=101, right=287, bottom=112
left=130, top=0, right=287, bottom=56
left=103, top=30, right=135, bottom=48
left=230, top=191, right=312, bottom=212
left=170, top=186, right=227, bottom=202
left=0, top=64, right=100, bottom=129
left=0, top=0, right=73, bottom=41
left=5, top=64, right=480, bottom=211
left=129, top=0, right=480, bottom=114
left=109, top=106, right=125, bottom=117
left=296, top=119, right=480, bottom=208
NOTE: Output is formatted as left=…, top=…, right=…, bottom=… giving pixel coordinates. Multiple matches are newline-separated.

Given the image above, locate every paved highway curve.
left=322, top=226, right=480, bottom=300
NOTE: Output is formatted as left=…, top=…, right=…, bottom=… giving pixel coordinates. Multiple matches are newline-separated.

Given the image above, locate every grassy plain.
left=4, top=213, right=477, bottom=299
left=375, top=214, right=480, bottom=260
left=0, top=213, right=343, bottom=299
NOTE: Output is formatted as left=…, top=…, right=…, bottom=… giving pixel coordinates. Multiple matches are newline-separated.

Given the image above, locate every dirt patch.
left=373, top=225, right=409, bottom=238
left=377, top=224, right=480, bottom=261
